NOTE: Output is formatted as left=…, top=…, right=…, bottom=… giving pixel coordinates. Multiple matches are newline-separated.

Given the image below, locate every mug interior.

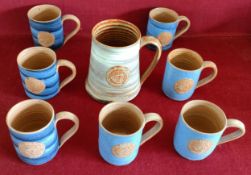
left=150, top=7, right=178, bottom=23
left=92, top=19, right=141, bottom=47
left=99, top=102, right=144, bottom=135
left=6, top=100, right=53, bottom=133
left=28, top=4, right=61, bottom=22
left=181, top=100, right=226, bottom=134
left=168, top=48, right=203, bottom=71
left=17, top=47, right=56, bottom=71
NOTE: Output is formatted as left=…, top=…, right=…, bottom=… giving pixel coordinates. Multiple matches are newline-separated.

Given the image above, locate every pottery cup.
left=174, top=100, right=245, bottom=160
left=28, top=4, right=81, bottom=49
left=6, top=99, right=79, bottom=165
left=146, top=7, right=190, bottom=50
left=17, top=47, right=76, bottom=100
left=162, top=48, right=217, bottom=101
left=98, top=102, right=163, bottom=165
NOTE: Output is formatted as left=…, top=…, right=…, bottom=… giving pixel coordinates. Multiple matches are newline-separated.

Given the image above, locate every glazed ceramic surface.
left=162, top=48, right=218, bottom=101
left=146, top=7, right=190, bottom=50
left=17, top=47, right=76, bottom=100
left=86, top=19, right=162, bottom=102
left=174, top=100, right=245, bottom=160
left=28, top=4, right=80, bottom=49
left=6, top=99, right=79, bottom=165
left=98, top=102, right=163, bottom=166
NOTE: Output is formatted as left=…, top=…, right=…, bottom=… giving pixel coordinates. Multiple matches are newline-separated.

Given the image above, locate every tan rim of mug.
left=27, top=4, right=62, bottom=23
left=149, top=7, right=179, bottom=24
left=6, top=99, right=55, bottom=135
left=17, top=46, right=57, bottom=71
left=180, top=100, right=227, bottom=135
left=91, top=19, right=141, bottom=48
left=99, top=102, right=145, bottom=137
left=168, top=48, right=204, bottom=72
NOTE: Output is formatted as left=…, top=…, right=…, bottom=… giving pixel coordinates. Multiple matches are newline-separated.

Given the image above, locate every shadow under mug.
left=174, top=100, right=245, bottom=160
left=146, top=7, right=190, bottom=51
left=6, top=99, right=79, bottom=165
left=99, top=102, right=163, bottom=166
left=28, top=4, right=81, bottom=49
left=86, top=19, right=162, bottom=102
left=17, top=47, right=77, bottom=100
left=162, top=48, right=218, bottom=101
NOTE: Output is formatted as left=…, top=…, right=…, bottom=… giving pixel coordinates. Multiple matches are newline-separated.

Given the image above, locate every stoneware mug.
left=28, top=4, right=81, bottom=49
left=162, top=48, right=218, bottom=101
left=99, top=102, right=163, bottom=166
left=17, top=47, right=77, bottom=100
left=6, top=99, right=79, bottom=165
left=86, top=19, right=162, bottom=102
left=174, top=100, right=245, bottom=161
left=146, top=7, right=190, bottom=50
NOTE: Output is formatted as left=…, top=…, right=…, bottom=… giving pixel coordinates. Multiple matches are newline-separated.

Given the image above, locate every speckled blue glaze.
left=99, top=125, right=142, bottom=166
left=29, top=17, right=64, bottom=49
left=9, top=116, right=60, bottom=165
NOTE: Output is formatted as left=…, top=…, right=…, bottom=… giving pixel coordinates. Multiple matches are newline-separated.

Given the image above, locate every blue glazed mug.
left=146, top=7, right=190, bottom=50
left=6, top=99, right=79, bottom=165
left=28, top=4, right=81, bottom=49
left=173, top=100, right=245, bottom=160
left=162, top=48, right=218, bottom=101
left=98, top=102, right=163, bottom=166
left=17, top=47, right=77, bottom=100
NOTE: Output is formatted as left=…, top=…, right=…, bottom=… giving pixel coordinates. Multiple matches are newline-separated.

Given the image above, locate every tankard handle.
left=140, top=36, right=162, bottom=85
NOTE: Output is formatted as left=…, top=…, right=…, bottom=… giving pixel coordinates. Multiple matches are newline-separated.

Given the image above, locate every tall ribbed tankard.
left=86, top=19, right=162, bottom=102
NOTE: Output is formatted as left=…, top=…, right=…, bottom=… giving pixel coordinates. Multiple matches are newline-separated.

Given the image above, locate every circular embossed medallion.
left=112, top=143, right=135, bottom=158
left=106, top=66, right=129, bottom=87
left=188, top=140, right=213, bottom=154
left=38, top=31, right=55, bottom=47
left=19, top=142, right=45, bottom=158
left=157, top=32, right=172, bottom=46
left=174, top=78, right=194, bottom=94
left=25, top=77, right=45, bottom=94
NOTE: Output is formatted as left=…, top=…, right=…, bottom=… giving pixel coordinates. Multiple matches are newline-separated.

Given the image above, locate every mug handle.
left=140, top=36, right=162, bottom=85
left=174, top=16, right=191, bottom=39
left=140, top=113, right=163, bottom=145
left=196, top=61, right=218, bottom=88
left=55, top=111, right=79, bottom=148
left=62, top=14, right=81, bottom=45
left=218, top=119, right=245, bottom=145
left=57, top=59, right=77, bottom=90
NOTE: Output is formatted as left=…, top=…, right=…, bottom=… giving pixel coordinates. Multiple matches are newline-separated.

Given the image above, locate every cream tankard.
left=86, top=19, right=162, bottom=102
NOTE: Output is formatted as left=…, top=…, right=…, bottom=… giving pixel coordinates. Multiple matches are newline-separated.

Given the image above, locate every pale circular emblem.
left=106, top=66, right=129, bottom=87
left=157, top=32, right=173, bottom=46
left=174, top=78, right=194, bottom=94
left=37, top=31, right=55, bottom=47
left=112, top=143, right=135, bottom=158
left=19, top=142, right=45, bottom=158
left=188, top=140, right=213, bottom=154
left=25, top=77, right=45, bottom=94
